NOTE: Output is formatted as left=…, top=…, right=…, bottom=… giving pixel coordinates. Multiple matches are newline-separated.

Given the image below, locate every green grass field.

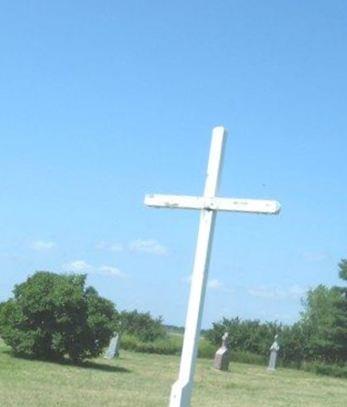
left=1, top=340, right=346, bottom=406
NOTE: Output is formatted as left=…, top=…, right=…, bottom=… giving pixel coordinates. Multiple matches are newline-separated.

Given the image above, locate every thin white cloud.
left=301, top=251, right=329, bottom=262
left=96, top=241, right=124, bottom=252
left=181, top=275, right=232, bottom=293
left=287, top=284, right=308, bottom=299
left=181, top=274, right=192, bottom=284
left=109, top=243, right=123, bottom=252
left=256, top=309, right=298, bottom=324
left=208, top=279, right=223, bottom=290
left=63, top=260, right=92, bottom=272
left=62, top=260, right=126, bottom=279
left=248, top=284, right=307, bottom=301
left=97, top=265, right=126, bottom=278
left=30, top=240, right=56, bottom=251
left=129, top=239, right=168, bottom=256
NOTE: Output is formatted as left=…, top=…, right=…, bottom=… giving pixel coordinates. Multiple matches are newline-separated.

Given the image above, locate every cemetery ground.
left=1, top=340, right=346, bottom=406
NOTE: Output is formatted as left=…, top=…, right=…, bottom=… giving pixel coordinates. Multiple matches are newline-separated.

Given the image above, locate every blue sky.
left=0, top=1, right=346, bottom=327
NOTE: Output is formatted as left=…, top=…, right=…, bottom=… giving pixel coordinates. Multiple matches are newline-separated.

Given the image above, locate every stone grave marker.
left=213, top=332, right=230, bottom=371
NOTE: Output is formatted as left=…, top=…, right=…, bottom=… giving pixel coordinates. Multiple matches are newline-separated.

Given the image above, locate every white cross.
left=144, top=127, right=281, bottom=407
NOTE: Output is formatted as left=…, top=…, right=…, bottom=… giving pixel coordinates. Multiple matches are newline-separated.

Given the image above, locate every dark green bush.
left=0, top=271, right=117, bottom=363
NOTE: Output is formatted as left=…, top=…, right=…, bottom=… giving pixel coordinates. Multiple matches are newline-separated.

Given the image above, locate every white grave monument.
left=145, top=126, right=281, bottom=407
left=267, top=334, right=280, bottom=372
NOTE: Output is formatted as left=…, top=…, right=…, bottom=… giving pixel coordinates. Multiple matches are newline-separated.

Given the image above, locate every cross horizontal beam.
left=145, top=194, right=281, bottom=215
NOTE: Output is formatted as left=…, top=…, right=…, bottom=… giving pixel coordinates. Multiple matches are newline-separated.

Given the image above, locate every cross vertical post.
left=144, top=126, right=281, bottom=407
left=169, top=127, right=226, bottom=407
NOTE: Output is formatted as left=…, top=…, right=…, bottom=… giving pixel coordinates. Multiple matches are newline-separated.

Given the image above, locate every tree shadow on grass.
left=76, top=360, right=131, bottom=373
left=4, top=350, right=131, bottom=373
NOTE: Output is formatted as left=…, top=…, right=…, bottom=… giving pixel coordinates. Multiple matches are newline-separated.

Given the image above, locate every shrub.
left=121, top=334, right=182, bottom=355
left=0, top=271, right=117, bottom=363
left=197, top=338, right=216, bottom=359
left=120, top=310, right=166, bottom=342
left=230, top=350, right=266, bottom=365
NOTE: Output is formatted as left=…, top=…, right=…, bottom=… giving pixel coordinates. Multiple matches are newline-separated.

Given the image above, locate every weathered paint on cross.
left=145, top=195, right=281, bottom=214
left=144, top=126, right=281, bottom=407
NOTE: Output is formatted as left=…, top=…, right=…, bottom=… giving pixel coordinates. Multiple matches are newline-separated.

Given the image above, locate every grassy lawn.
left=1, top=340, right=346, bottom=406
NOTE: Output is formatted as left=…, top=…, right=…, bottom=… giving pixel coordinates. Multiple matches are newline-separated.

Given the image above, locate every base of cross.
left=169, top=380, right=192, bottom=407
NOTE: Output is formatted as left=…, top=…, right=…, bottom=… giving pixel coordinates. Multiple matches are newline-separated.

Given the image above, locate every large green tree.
left=0, top=271, right=118, bottom=362
left=300, top=285, right=341, bottom=362
left=300, top=259, right=347, bottom=363
left=338, top=259, right=347, bottom=281
left=334, top=259, right=347, bottom=360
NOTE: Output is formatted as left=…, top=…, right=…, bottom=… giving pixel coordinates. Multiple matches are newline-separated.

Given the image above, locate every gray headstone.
left=104, top=332, right=120, bottom=359
left=213, top=332, right=230, bottom=371
left=267, top=334, right=280, bottom=372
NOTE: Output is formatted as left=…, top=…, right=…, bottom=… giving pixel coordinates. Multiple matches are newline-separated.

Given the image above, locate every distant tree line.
left=1, top=260, right=346, bottom=372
